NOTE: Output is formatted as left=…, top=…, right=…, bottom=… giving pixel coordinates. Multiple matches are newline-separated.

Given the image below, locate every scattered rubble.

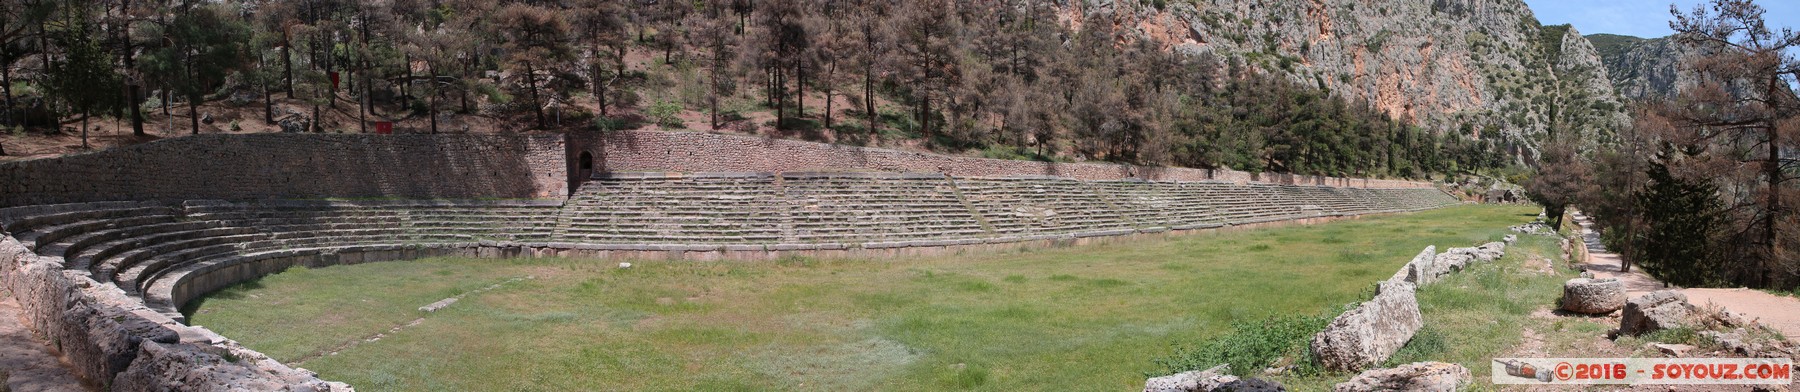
left=1332, top=361, right=1470, bottom=392
left=1619, top=290, right=1698, bottom=336
left=1560, top=278, right=1626, bottom=315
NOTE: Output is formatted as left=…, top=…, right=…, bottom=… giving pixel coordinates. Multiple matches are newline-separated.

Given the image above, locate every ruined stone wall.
left=571, top=130, right=1435, bottom=189
left=0, top=233, right=345, bottom=391
left=0, top=134, right=569, bottom=207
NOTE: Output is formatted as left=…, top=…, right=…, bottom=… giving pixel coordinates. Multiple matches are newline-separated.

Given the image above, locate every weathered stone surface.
left=1391, top=246, right=1436, bottom=284
left=0, top=134, right=571, bottom=206
left=111, top=341, right=339, bottom=392
left=1619, top=290, right=1698, bottom=336
left=1217, top=378, right=1286, bottom=392
left=1503, top=234, right=1518, bottom=244
left=1653, top=343, right=1696, bottom=357
left=1332, top=362, right=1471, bottom=392
left=1560, top=278, right=1626, bottom=315
left=1310, top=281, right=1422, bottom=372
left=1145, top=364, right=1235, bottom=392
left=1426, top=251, right=1473, bottom=280
left=1472, top=242, right=1506, bottom=262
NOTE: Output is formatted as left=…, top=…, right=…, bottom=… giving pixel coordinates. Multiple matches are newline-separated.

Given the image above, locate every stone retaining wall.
left=0, top=134, right=569, bottom=207
left=572, top=130, right=1435, bottom=189
left=0, top=234, right=343, bottom=391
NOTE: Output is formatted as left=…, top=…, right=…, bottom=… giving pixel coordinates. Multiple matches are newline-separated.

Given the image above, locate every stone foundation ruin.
left=0, top=131, right=1459, bottom=390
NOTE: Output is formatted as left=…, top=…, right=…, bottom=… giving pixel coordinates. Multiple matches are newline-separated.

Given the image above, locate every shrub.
left=648, top=99, right=683, bottom=128
left=1153, top=313, right=1330, bottom=376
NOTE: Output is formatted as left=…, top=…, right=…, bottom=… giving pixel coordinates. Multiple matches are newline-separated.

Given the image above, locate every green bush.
left=648, top=100, right=684, bottom=128
left=1153, top=313, right=1330, bottom=376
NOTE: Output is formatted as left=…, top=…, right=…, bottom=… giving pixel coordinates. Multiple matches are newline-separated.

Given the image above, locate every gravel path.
left=0, top=289, right=92, bottom=391
left=1571, top=212, right=1800, bottom=341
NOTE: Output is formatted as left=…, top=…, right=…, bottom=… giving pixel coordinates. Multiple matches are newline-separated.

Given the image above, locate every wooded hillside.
left=0, top=0, right=1513, bottom=179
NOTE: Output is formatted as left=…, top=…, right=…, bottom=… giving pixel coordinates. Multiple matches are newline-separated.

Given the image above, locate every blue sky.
left=1521, top=0, right=1800, bottom=38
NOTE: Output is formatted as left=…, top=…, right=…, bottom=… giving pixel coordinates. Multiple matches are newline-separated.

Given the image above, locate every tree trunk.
left=775, top=67, right=785, bottom=130
left=824, top=60, right=835, bottom=131
left=312, top=102, right=321, bottom=133
left=1, top=64, right=13, bottom=126
left=121, top=43, right=144, bottom=136
left=865, top=62, right=875, bottom=134
left=594, top=44, right=609, bottom=117
left=526, top=61, right=543, bottom=129
left=188, top=93, right=200, bottom=135
left=1764, top=117, right=1780, bottom=287
left=80, top=109, right=89, bottom=149
left=126, top=83, right=144, bottom=136
left=615, top=45, right=627, bottom=76
left=709, top=64, right=719, bottom=129
left=429, top=61, right=439, bottom=134
left=796, top=60, right=804, bottom=119
left=258, top=51, right=273, bottom=124
left=282, top=40, right=294, bottom=98
left=401, top=53, right=412, bottom=110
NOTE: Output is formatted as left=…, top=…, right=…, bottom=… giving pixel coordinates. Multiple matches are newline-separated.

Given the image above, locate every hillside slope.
left=1080, top=0, right=1628, bottom=156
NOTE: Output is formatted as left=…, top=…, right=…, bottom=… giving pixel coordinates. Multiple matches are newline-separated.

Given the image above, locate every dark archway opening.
left=572, top=151, right=595, bottom=194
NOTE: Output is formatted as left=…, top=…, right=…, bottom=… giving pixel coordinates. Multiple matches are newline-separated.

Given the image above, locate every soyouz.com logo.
left=1492, top=358, right=1792, bottom=385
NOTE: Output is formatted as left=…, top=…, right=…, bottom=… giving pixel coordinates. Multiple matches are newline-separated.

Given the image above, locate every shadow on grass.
left=179, top=279, right=267, bottom=319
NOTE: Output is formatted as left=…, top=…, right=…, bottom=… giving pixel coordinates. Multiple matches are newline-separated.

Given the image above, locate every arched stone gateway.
left=0, top=132, right=1456, bottom=390
left=572, top=151, right=595, bottom=195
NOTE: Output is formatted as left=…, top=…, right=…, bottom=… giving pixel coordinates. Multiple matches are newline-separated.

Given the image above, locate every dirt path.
left=0, top=289, right=93, bottom=391
left=1571, top=212, right=1800, bottom=341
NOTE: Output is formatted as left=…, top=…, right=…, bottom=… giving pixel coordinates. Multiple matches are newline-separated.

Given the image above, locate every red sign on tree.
left=374, top=121, right=393, bottom=134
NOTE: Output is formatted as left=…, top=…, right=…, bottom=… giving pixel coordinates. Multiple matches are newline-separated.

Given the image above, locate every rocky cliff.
left=1066, top=0, right=1629, bottom=159
left=1588, top=33, right=1702, bottom=102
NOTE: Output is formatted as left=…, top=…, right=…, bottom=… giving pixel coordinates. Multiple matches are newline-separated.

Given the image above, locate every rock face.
left=1588, top=33, right=1710, bottom=102
left=1069, top=0, right=1629, bottom=158
left=1333, top=361, right=1472, bottom=392
left=1619, top=290, right=1697, bottom=336
left=1310, top=281, right=1423, bottom=372
left=1560, top=278, right=1626, bottom=314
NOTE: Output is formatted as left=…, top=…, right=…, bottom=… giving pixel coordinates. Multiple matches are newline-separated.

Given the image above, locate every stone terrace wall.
left=573, top=130, right=1435, bottom=189
left=0, top=134, right=569, bottom=207
left=0, top=231, right=343, bottom=391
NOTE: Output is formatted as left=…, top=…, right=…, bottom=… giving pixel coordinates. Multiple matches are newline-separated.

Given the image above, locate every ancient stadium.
left=0, top=129, right=1504, bottom=389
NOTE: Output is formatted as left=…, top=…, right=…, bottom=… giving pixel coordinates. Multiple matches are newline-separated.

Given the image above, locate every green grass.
left=188, top=205, right=1539, bottom=391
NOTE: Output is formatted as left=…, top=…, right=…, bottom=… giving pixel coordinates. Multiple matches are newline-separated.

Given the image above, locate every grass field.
left=187, top=204, right=1551, bottom=391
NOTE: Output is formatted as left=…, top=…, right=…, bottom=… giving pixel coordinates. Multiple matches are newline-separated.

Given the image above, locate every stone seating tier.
left=0, top=174, right=1458, bottom=349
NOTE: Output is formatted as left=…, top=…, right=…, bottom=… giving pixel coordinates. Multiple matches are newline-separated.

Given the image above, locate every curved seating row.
left=0, top=173, right=1457, bottom=324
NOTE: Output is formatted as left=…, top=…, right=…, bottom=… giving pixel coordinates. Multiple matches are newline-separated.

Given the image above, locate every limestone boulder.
left=1619, top=290, right=1698, bottom=336
left=1217, top=378, right=1286, bottom=391
left=1145, top=364, right=1234, bottom=392
left=1391, top=246, right=1436, bottom=284
left=1503, top=234, right=1518, bottom=244
left=1332, top=362, right=1471, bottom=392
left=1472, top=242, right=1506, bottom=262
left=1428, top=251, right=1472, bottom=278
left=1560, top=278, right=1626, bottom=315
left=1309, top=281, right=1422, bottom=372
